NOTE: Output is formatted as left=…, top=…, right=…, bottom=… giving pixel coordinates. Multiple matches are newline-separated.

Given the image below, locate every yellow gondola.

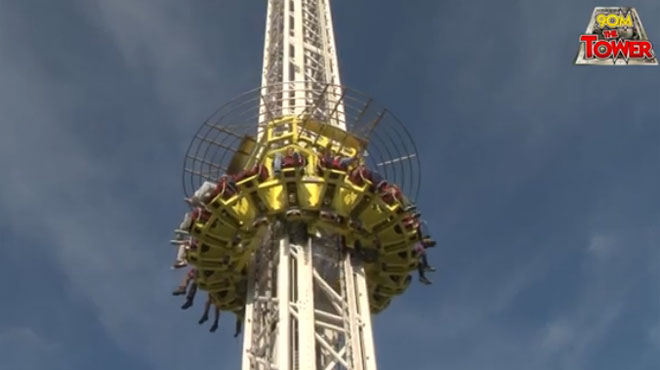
left=181, top=116, right=424, bottom=313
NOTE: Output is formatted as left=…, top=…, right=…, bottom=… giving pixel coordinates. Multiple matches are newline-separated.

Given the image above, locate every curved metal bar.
left=183, top=84, right=422, bottom=201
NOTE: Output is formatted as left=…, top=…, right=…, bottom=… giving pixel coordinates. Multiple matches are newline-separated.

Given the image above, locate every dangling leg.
left=418, top=256, right=432, bottom=285
left=209, top=306, right=220, bottom=332
left=199, top=181, right=217, bottom=204
left=172, top=268, right=193, bottom=295
left=187, top=181, right=213, bottom=206
left=175, top=212, right=193, bottom=235
left=421, top=253, right=436, bottom=272
left=182, top=281, right=197, bottom=309
left=172, top=243, right=188, bottom=269
left=198, top=295, right=211, bottom=324
left=233, top=317, right=242, bottom=337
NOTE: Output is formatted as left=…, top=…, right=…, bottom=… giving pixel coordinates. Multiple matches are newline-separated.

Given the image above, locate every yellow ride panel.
left=230, top=196, right=256, bottom=225
left=298, top=180, right=324, bottom=209
left=356, top=202, right=388, bottom=231
left=185, top=116, right=425, bottom=315
left=256, top=181, right=286, bottom=213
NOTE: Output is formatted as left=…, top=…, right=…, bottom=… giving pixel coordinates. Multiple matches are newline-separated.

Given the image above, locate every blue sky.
left=1, top=0, right=659, bottom=369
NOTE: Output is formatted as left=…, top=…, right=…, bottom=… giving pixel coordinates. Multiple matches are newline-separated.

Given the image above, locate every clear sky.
left=1, top=1, right=659, bottom=370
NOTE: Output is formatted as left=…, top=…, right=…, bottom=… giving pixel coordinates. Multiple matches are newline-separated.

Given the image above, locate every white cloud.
left=80, top=0, right=241, bottom=131
left=540, top=319, right=573, bottom=352
left=1, top=1, right=658, bottom=370
left=0, top=1, right=244, bottom=368
left=587, top=234, right=617, bottom=258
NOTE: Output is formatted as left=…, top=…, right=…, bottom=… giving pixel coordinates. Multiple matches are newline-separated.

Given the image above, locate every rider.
left=413, top=241, right=435, bottom=285
left=274, top=147, right=305, bottom=175
left=175, top=207, right=211, bottom=236
left=379, top=183, right=402, bottom=205
left=198, top=294, right=221, bottom=333
left=170, top=238, right=197, bottom=269
left=172, top=268, right=197, bottom=300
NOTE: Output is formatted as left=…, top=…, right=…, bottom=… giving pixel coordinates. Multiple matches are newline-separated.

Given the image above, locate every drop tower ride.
left=176, top=1, right=429, bottom=369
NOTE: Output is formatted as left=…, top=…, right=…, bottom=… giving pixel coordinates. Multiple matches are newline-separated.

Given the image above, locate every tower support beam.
left=243, top=226, right=378, bottom=370
left=259, top=0, right=346, bottom=133
left=245, top=1, right=378, bottom=369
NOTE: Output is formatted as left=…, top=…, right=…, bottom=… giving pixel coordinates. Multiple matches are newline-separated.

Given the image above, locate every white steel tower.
left=259, top=0, right=344, bottom=129
left=247, top=1, right=374, bottom=369
left=178, top=1, right=427, bottom=370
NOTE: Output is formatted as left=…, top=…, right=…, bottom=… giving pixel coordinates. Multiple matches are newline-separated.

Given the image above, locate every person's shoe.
left=198, top=314, right=209, bottom=325
left=172, top=287, right=186, bottom=296
left=209, top=323, right=219, bottom=332
left=171, top=261, right=188, bottom=270
left=174, top=229, right=190, bottom=235
left=403, top=219, right=417, bottom=228
left=181, top=299, right=193, bottom=310
left=170, top=239, right=187, bottom=245
left=424, top=266, right=437, bottom=272
left=422, top=238, right=436, bottom=248
left=404, top=205, right=417, bottom=213
left=419, top=276, right=432, bottom=285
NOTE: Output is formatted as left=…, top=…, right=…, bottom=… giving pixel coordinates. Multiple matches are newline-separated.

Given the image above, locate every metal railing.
left=182, top=83, right=422, bottom=202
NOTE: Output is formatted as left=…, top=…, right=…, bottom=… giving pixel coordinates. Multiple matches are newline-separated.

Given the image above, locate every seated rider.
left=412, top=242, right=435, bottom=285
left=379, top=183, right=403, bottom=205
left=319, top=144, right=334, bottom=168
left=273, top=147, right=305, bottom=175
left=319, top=145, right=358, bottom=171
left=233, top=163, right=269, bottom=182
left=348, top=165, right=368, bottom=186
left=186, top=174, right=238, bottom=206
left=215, top=175, right=238, bottom=200
left=319, top=144, right=358, bottom=171
left=402, top=212, right=421, bottom=231
left=349, top=165, right=387, bottom=191
left=187, top=181, right=216, bottom=206
left=415, top=220, right=436, bottom=248
left=327, top=156, right=356, bottom=171
left=353, top=167, right=386, bottom=193
left=175, top=207, right=211, bottom=235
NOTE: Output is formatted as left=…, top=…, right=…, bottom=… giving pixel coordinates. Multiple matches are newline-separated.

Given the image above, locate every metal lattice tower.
left=247, top=1, right=375, bottom=369
left=259, top=0, right=344, bottom=131
left=177, top=1, right=426, bottom=370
